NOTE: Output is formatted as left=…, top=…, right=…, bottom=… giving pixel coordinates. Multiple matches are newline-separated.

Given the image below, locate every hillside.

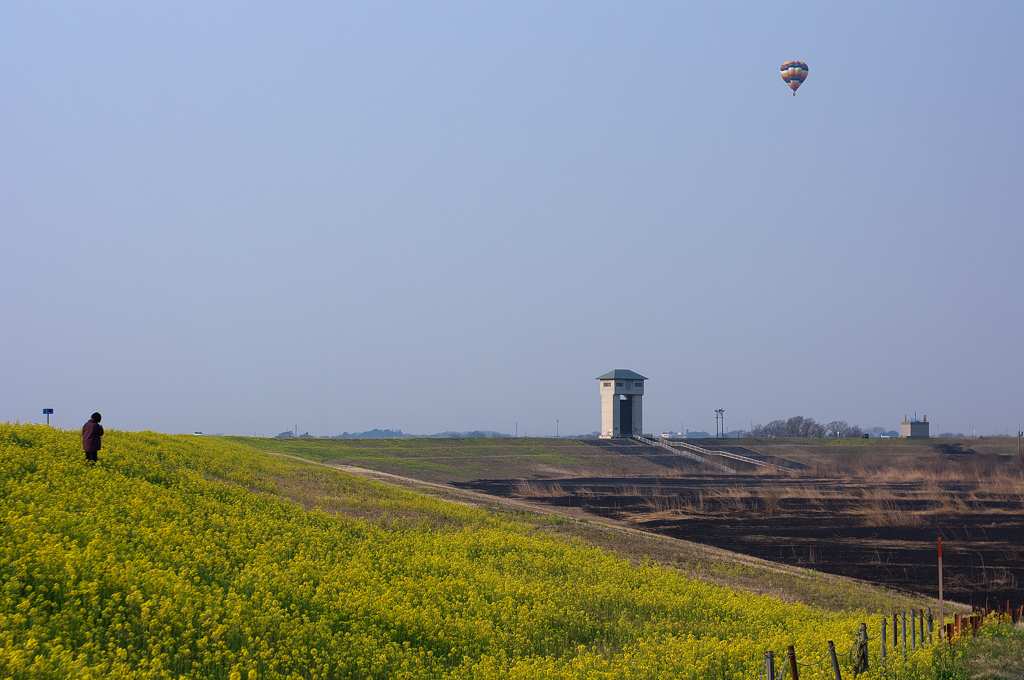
left=0, top=424, right=977, bottom=678
left=233, top=435, right=1024, bottom=608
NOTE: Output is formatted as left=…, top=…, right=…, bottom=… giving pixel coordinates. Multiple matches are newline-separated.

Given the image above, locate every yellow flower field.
left=1, top=423, right=957, bottom=679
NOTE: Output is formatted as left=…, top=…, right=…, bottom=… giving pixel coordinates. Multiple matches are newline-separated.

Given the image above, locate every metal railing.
left=667, top=440, right=785, bottom=471
left=634, top=435, right=737, bottom=473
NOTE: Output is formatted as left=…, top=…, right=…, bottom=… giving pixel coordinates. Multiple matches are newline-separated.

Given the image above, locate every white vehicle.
left=193, top=431, right=203, bottom=435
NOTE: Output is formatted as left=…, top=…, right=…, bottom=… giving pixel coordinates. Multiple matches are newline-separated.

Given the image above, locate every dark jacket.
left=82, top=420, right=104, bottom=452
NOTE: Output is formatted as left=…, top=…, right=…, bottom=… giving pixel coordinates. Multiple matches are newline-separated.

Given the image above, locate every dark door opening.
left=619, top=396, right=632, bottom=436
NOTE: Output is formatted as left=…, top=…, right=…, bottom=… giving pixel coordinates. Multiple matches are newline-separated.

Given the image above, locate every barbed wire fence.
left=761, top=607, right=950, bottom=680
left=762, top=598, right=1018, bottom=678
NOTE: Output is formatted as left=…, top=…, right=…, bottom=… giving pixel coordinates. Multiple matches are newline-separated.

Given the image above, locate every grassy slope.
left=737, top=436, right=1020, bottom=466
left=227, top=436, right=954, bottom=616
left=959, top=621, right=1024, bottom=680
left=2, top=424, right=958, bottom=679
left=224, top=436, right=677, bottom=483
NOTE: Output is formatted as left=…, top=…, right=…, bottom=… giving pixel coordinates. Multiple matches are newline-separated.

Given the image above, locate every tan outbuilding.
left=597, top=370, right=646, bottom=438
left=900, top=414, right=929, bottom=438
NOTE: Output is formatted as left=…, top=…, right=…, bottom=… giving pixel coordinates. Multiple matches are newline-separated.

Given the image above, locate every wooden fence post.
left=828, top=640, right=843, bottom=680
left=853, top=622, right=869, bottom=675
left=880, top=617, right=886, bottom=668
left=901, top=611, right=907, bottom=659
left=787, top=645, right=800, bottom=680
left=927, top=607, right=933, bottom=645
left=911, top=610, right=916, bottom=652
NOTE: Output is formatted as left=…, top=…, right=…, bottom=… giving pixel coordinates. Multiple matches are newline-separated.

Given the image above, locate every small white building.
left=900, top=414, right=929, bottom=439
left=597, top=369, right=646, bottom=438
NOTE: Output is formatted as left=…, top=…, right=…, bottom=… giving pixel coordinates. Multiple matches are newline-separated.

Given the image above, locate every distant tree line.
left=747, top=416, right=863, bottom=438
left=274, top=429, right=513, bottom=439
left=275, top=430, right=311, bottom=439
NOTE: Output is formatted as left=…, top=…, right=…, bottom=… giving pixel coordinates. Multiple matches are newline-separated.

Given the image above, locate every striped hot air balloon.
left=780, top=61, right=808, bottom=95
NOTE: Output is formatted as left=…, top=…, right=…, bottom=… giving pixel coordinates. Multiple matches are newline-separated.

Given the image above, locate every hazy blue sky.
left=2, top=2, right=1022, bottom=437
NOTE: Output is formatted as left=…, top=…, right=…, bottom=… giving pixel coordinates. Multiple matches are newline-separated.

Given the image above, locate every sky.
left=2, top=2, right=1022, bottom=438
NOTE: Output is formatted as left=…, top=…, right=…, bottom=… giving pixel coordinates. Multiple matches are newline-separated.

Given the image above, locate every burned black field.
left=456, top=440, right=1024, bottom=608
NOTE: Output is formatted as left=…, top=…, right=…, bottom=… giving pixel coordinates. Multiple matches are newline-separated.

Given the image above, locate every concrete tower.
left=597, top=369, right=646, bottom=438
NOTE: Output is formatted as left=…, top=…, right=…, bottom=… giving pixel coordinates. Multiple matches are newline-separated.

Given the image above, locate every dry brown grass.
left=680, top=491, right=707, bottom=514
left=502, top=449, right=1024, bottom=534
left=759, top=486, right=783, bottom=517
left=862, top=498, right=925, bottom=527
left=512, top=480, right=567, bottom=498
left=751, top=465, right=795, bottom=478
left=770, top=453, right=1024, bottom=526
left=872, top=466, right=933, bottom=483
left=928, top=494, right=970, bottom=515
left=642, top=492, right=681, bottom=513
left=988, top=473, right=1024, bottom=497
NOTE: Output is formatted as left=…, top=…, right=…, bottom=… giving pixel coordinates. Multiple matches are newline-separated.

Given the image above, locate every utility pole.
left=556, top=420, right=559, bottom=438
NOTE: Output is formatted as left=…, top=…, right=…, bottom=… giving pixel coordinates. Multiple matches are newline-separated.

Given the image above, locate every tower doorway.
left=619, top=396, right=633, bottom=435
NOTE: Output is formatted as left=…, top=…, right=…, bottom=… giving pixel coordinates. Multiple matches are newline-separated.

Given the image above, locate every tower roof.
left=596, top=369, right=648, bottom=381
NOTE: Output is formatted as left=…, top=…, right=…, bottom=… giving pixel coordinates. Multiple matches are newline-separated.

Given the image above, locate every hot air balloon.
left=780, top=61, right=808, bottom=96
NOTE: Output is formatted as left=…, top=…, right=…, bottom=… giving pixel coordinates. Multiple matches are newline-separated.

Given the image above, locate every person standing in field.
left=82, top=412, right=104, bottom=464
